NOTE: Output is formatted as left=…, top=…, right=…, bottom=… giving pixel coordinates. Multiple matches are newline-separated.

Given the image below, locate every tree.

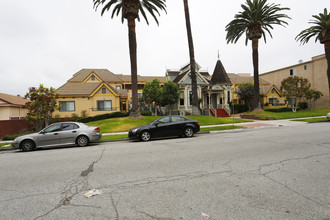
left=142, top=79, right=162, bottom=116
left=225, top=0, right=290, bottom=110
left=237, top=82, right=255, bottom=110
left=280, top=76, right=310, bottom=112
left=161, top=81, right=179, bottom=115
left=24, top=84, right=59, bottom=131
left=305, top=89, right=323, bottom=109
left=183, top=0, right=199, bottom=115
left=295, top=8, right=330, bottom=106
left=93, top=0, right=167, bottom=118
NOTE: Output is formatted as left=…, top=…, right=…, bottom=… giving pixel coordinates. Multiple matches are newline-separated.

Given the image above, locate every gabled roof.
left=228, top=73, right=271, bottom=85
left=210, top=59, right=231, bottom=86
left=69, top=69, right=122, bottom=82
left=0, top=93, right=29, bottom=106
left=260, top=84, right=281, bottom=96
left=56, top=82, right=101, bottom=95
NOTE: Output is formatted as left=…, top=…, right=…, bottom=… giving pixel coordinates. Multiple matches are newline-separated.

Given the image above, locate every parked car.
left=327, top=113, right=330, bottom=121
left=12, top=122, right=101, bottom=152
left=128, top=116, right=200, bottom=141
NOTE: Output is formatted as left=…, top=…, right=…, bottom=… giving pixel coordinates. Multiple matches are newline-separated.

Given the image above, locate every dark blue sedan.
left=128, top=116, right=200, bottom=141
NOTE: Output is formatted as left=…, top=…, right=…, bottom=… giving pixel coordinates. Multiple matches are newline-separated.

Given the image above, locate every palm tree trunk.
left=252, top=38, right=261, bottom=110
left=325, top=42, right=330, bottom=107
left=183, top=0, right=200, bottom=115
left=127, top=16, right=140, bottom=117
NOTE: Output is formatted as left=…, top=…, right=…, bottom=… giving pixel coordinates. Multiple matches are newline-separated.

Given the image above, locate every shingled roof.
left=56, top=82, right=101, bottom=95
left=210, top=59, right=231, bottom=86
left=69, top=69, right=122, bottom=82
left=0, top=93, right=29, bottom=106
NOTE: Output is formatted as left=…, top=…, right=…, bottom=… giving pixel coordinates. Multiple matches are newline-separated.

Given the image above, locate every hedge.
left=78, top=111, right=130, bottom=123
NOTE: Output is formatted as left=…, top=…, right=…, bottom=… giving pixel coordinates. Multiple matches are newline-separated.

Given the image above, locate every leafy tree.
left=305, top=89, right=323, bottom=109
left=280, top=76, right=310, bottom=112
left=226, top=0, right=290, bottom=110
left=161, top=81, right=179, bottom=115
left=236, top=82, right=255, bottom=110
left=296, top=8, right=330, bottom=106
left=183, top=0, right=199, bottom=115
left=24, top=84, right=58, bottom=130
left=142, top=79, right=162, bottom=116
left=93, top=0, right=167, bottom=118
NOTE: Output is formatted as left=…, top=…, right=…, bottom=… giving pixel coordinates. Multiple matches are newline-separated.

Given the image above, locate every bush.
left=70, top=113, right=79, bottom=121
left=77, top=111, right=130, bottom=123
left=264, top=107, right=300, bottom=112
left=2, top=134, right=19, bottom=141
left=231, top=104, right=249, bottom=114
left=141, top=110, right=152, bottom=116
left=298, top=102, right=308, bottom=110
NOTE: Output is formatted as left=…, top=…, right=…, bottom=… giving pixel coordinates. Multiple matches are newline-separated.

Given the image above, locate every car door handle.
left=54, top=133, right=58, bottom=135
left=72, top=131, right=77, bottom=133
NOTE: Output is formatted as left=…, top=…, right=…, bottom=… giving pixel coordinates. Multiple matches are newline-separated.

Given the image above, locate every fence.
left=0, top=120, right=33, bottom=139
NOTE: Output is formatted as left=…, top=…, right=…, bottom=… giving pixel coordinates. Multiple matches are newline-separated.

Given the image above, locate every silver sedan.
left=12, top=122, right=101, bottom=152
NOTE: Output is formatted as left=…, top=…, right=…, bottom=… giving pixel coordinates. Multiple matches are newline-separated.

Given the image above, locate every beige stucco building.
left=260, top=54, right=329, bottom=109
left=0, top=93, right=29, bottom=121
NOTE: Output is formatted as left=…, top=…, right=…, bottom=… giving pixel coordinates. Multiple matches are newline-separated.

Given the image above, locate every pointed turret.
left=210, top=58, right=231, bottom=86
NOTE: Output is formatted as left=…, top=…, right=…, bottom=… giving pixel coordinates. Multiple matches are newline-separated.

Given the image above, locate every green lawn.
left=88, top=115, right=251, bottom=133
left=244, top=108, right=330, bottom=120
left=200, top=125, right=245, bottom=132
left=0, top=143, right=12, bottom=148
left=291, top=117, right=328, bottom=122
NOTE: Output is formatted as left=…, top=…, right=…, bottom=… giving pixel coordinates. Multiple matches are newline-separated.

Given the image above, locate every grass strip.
left=200, top=125, right=245, bottom=132
left=291, top=117, right=328, bottom=122
left=101, top=134, right=128, bottom=141
left=0, top=143, right=12, bottom=148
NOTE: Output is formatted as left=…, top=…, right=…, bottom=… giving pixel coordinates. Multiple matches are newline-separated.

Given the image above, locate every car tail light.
left=93, top=127, right=100, bottom=133
left=195, top=121, right=199, bottom=124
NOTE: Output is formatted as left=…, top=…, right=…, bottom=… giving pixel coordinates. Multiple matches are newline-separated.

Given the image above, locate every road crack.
left=34, top=146, right=106, bottom=220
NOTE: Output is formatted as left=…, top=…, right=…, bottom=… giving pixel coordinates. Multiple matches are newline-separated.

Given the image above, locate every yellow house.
left=260, top=54, right=329, bottom=109
left=227, top=73, right=285, bottom=107
left=0, top=93, right=29, bottom=120
left=54, top=69, right=166, bottom=118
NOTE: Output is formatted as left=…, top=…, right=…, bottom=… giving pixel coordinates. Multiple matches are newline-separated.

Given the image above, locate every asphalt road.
left=0, top=122, right=329, bottom=220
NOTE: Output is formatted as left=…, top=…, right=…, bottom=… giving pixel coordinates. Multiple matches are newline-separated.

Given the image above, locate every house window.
left=59, top=101, right=75, bottom=112
left=189, top=92, right=192, bottom=106
left=102, top=87, right=106, bottom=94
left=289, top=68, right=296, bottom=76
left=116, top=85, right=121, bottom=90
left=97, top=100, right=112, bottom=111
left=271, top=89, right=276, bottom=94
left=91, top=75, right=95, bottom=81
left=179, top=92, right=184, bottom=106
left=304, top=65, right=307, bottom=70
left=269, top=98, right=278, bottom=106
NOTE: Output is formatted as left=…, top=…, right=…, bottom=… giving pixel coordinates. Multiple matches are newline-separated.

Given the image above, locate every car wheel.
left=184, top=127, right=194, bottom=137
left=20, top=140, right=35, bottom=152
left=140, top=131, right=151, bottom=142
left=76, top=135, right=89, bottom=147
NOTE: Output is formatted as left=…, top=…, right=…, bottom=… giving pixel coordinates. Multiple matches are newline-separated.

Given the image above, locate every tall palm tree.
left=296, top=8, right=330, bottom=106
left=183, top=0, right=199, bottom=115
left=225, top=0, right=290, bottom=109
left=93, top=0, right=167, bottom=117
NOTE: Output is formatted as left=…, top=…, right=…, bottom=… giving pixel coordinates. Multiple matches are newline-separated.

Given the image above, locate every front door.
left=211, top=94, right=217, bottom=109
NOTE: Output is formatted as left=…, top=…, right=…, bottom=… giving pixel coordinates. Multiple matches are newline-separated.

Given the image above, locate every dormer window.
left=91, top=75, right=95, bottom=81
left=102, top=87, right=106, bottom=94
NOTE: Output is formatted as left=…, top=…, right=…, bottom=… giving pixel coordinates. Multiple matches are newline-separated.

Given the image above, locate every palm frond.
left=226, top=0, right=290, bottom=45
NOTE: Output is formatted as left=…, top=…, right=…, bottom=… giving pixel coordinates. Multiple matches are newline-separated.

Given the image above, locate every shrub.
left=264, top=107, right=300, bottom=112
left=70, top=113, right=79, bottom=121
left=231, top=104, right=249, bottom=114
left=141, top=110, right=152, bottom=116
left=81, top=110, right=87, bottom=118
left=77, top=111, right=130, bottom=123
left=2, top=134, right=19, bottom=141
left=298, top=102, right=308, bottom=110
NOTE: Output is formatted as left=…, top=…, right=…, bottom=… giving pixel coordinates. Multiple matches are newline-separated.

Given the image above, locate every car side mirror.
left=39, top=130, right=45, bottom=134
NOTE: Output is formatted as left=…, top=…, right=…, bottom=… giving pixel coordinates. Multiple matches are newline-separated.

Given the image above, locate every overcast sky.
left=0, top=0, right=328, bottom=96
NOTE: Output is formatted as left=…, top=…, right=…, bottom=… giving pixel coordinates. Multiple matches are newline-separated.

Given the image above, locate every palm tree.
left=183, top=0, right=199, bottom=115
left=93, top=0, right=167, bottom=117
left=225, top=0, right=290, bottom=109
left=296, top=8, right=330, bottom=106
